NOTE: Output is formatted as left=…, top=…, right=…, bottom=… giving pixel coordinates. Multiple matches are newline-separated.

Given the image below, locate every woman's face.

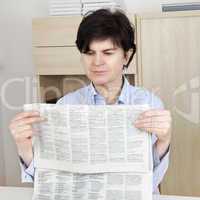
left=81, top=39, right=128, bottom=87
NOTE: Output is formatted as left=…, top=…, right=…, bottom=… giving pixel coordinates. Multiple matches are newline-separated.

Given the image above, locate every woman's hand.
left=9, top=111, right=46, bottom=167
left=134, top=109, right=172, bottom=158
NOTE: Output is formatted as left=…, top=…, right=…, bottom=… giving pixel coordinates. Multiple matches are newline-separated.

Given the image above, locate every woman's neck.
left=93, top=76, right=124, bottom=104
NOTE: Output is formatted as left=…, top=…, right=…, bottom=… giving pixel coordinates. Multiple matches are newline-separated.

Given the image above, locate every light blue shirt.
left=20, top=77, right=169, bottom=193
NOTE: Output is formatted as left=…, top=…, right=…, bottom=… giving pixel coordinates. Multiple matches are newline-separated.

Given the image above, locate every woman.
left=9, top=9, right=171, bottom=193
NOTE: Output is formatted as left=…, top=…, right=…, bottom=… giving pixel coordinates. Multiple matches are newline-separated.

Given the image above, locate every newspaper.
left=24, top=104, right=153, bottom=200
left=33, top=169, right=152, bottom=200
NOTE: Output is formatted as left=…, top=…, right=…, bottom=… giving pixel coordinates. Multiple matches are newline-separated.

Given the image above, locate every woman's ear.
left=124, top=49, right=133, bottom=65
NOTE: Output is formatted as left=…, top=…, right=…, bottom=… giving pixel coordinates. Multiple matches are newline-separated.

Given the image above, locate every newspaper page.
left=23, top=104, right=153, bottom=200
left=24, top=104, right=152, bottom=173
left=33, top=169, right=152, bottom=200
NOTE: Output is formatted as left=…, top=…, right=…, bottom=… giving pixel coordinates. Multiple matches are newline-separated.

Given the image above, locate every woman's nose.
left=93, top=53, right=104, bottom=66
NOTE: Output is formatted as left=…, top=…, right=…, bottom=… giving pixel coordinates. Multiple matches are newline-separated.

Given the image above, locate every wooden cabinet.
left=32, top=15, right=137, bottom=103
left=136, top=11, right=200, bottom=196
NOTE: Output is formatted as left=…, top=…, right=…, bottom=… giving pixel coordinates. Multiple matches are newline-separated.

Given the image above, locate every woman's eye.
left=86, top=51, right=94, bottom=55
left=104, top=52, right=113, bottom=55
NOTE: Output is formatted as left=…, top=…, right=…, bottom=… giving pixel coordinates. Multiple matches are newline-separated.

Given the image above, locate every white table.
left=0, top=187, right=200, bottom=200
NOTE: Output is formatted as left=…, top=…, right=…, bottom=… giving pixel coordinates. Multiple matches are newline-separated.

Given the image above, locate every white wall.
left=0, top=0, right=162, bottom=187
left=124, top=0, right=162, bottom=12
left=0, top=0, right=48, bottom=186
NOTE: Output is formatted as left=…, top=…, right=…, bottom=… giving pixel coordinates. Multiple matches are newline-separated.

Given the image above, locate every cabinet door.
left=32, top=16, right=82, bottom=47
left=33, top=47, right=84, bottom=75
left=137, top=12, right=200, bottom=196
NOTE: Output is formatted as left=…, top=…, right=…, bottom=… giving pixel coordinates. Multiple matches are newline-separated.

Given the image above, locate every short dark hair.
left=76, top=8, right=136, bottom=68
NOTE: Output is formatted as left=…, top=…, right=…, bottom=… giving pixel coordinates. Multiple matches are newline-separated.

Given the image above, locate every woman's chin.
left=91, top=78, right=109, bottom=86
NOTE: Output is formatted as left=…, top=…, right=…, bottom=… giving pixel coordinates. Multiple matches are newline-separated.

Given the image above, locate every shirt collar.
left=88, top=75, right=130, bottom=105
left=88, top=82, right=98, bottom=96
left=118, top=76, right=130, bottom=104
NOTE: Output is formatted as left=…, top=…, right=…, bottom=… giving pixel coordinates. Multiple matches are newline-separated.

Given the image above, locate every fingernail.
left=134, top=123, right=138, bottom=127
left=134, top=124, right=139, bottom=127
left=40, top=117, right=47, bottom=120
left=33, top=130, right=40, bottom=135
left=138, top=115, right=143, bottom=119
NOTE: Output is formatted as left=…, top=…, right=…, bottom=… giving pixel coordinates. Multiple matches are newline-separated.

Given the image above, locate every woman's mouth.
left=93, top=71, right=107, bottom=75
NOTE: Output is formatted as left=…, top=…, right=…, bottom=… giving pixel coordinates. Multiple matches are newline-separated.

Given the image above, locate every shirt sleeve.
left=19, top=157, right=34, bottom=182
left=152, top=136, right=170, bottom=193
